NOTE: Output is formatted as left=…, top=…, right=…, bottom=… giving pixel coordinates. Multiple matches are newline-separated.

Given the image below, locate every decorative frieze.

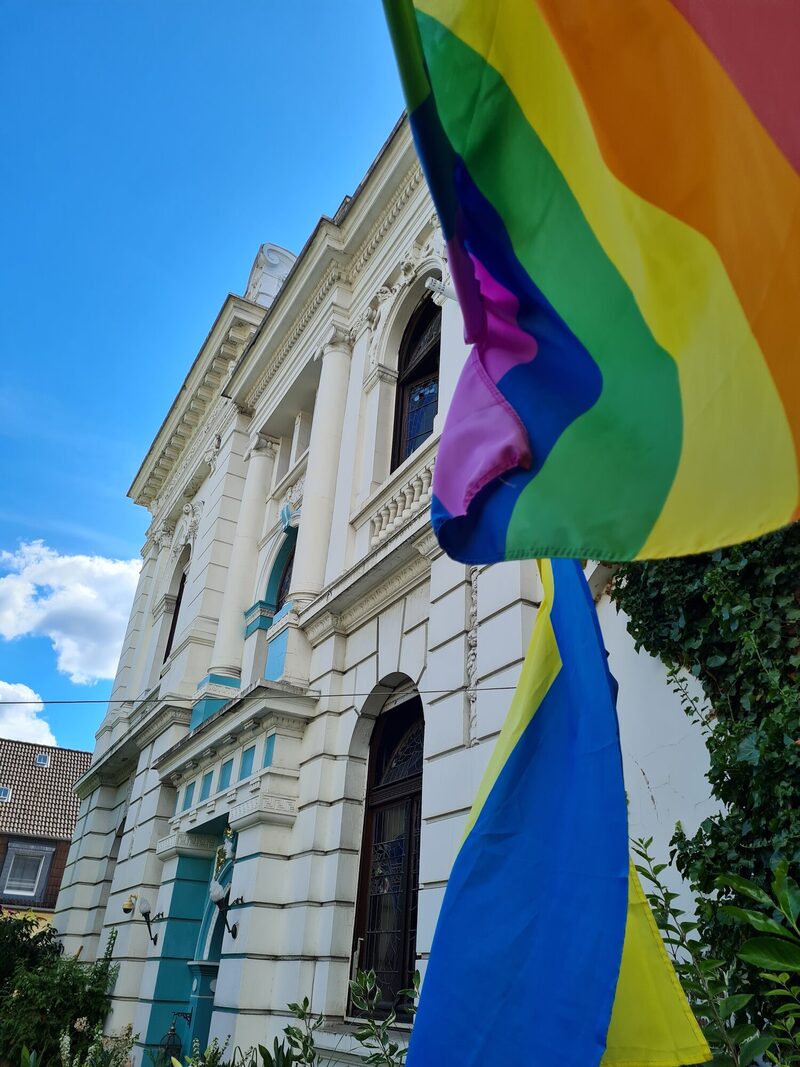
left=229, top=793, right=297, bottom=830
left=156, top=831, right=219, bottom=860
left=348, top=163, right=423, bottom=280
left=466, top=566, right=479, bottom=746
left=245, top=263, right=346, bottom=410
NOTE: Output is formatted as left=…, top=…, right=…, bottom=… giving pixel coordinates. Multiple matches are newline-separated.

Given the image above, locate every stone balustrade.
left=369, top=454, right=434, bottom=547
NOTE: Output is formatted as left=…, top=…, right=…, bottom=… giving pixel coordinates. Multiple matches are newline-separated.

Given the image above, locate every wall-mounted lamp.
left=139, top=897, right=164, bottom=946
left=209, top=879, right=244, bottom=939
left=122, top=893, right=137, bottom=915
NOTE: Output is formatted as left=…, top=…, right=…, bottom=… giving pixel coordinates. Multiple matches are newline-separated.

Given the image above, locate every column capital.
left=245, top=433, right=279, bottom=463
left=315, top=322, right=353, bottom=362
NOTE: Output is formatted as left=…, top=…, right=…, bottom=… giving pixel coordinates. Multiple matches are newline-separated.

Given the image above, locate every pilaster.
left=288, top=323, right=353, bottom=610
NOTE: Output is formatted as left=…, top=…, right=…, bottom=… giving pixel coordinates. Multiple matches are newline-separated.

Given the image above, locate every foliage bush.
left=168, top=969, right=419, bottom=1067
left=718, top=859, right=800, bottom=1065
left=0, top=909, right=62, bottom=987
left=611, top=525, right=800, bottom=996
left=0, top=916, right=118, bottom=1065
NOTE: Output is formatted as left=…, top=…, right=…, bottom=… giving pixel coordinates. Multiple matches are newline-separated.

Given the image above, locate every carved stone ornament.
left=203, top=433, right=222, bottom=473
left=246, top=433, right=278, bottom=463
left=466, top=566, right=479, bottom=746
left=284, top=474, right=305, bottom=509
left=153, top=521, right=175, bottom=551
left=171, top=499, right=204, bottom=558
left=316, top=322, right=353, bottom=362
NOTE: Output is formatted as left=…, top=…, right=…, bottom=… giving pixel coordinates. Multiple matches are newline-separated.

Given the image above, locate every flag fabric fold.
left=406, top=559, right=710, bottom=1066
left=385, top=0, right=800, bottom=564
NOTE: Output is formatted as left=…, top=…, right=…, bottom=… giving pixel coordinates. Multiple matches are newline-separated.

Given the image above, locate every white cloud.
left=0, top=540, right=140, bottom=685
left=0, top=680, right=56, bottom=745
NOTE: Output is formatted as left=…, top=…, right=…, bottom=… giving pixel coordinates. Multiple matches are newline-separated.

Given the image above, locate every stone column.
left=207, top=435, right=278, bottom=681
left=289, top=325, right=352, bottom=608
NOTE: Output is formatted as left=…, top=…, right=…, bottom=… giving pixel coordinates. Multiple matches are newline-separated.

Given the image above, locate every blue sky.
left=0, top=1, right=403, bottom=751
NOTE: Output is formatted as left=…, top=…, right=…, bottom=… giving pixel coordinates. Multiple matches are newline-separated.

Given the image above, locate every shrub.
left=0, top=924, right=118, bottom=1065
left=611, top=525, right=800, bottom=1008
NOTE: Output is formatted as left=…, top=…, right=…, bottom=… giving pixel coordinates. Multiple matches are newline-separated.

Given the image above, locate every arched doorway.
left=352, top=696, right=424, bottom=1013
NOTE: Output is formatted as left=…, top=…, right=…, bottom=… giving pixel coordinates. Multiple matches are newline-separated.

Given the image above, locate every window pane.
left=199, top=771, right=213, bottom=802
left=6, top=853, right=43, bottom=895
left=182, top=782, right=195, bottom=811
left=218, top=759, right=233, bottom=792
left=403, top=378, right=438, bottom=462
left=263, top=734, right=276, bottom=768
left=239, top=747, right=255, bottom=781
left=363, top=802, right=411, bottom=1005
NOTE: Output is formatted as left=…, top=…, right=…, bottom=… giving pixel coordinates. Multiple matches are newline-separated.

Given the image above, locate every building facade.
left=0, top=738, right=91, bottom=921
left=55, top=117, right=717, bottom=1062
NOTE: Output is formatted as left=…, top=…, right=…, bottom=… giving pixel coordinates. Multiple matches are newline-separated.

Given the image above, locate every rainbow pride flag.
left=385, top=0, right=800, bottom=564
left=406, top=559, right=709, bottom=1066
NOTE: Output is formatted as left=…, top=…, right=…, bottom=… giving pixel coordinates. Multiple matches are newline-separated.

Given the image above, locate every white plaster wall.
left=598, top=596, right=719, bottom=905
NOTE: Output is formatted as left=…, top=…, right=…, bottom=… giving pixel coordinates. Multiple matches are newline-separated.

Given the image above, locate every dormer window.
left=0, top=786, right=11, bottom=802
left=34, top=753, right=50, bottom=768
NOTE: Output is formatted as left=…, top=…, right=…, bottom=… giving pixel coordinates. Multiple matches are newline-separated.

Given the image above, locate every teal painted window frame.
left=218, top=759, right=233, bottom=792
left=199, top=771, right=213, bottom=802
left=239, top=746, right=256, bottom=781
left=181, top=781, right=196, bottom=811
left=263, top=734, right=276, bottom=768
left=265, top=528, right=297, bottom=612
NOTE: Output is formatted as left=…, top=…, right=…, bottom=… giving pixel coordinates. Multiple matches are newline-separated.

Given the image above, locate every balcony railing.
left=351, top=435, right=437, bottom=558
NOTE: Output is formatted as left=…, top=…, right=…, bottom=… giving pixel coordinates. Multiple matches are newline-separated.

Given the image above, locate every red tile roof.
left=0, top=738, right=91, bottom=841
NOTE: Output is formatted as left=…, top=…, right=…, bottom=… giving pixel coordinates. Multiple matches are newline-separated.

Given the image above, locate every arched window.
left=353, top=698, right=424, bottom=1013
left=391, top=296, right=441, bottom=471
left=163, top=552, right=190, bottom=664
left=275, top=547, right=294, bottom=612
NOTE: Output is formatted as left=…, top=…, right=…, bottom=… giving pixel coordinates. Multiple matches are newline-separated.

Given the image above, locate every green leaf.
left=715, top=874, right=775, bottom=909
left=717, top=993, right=754, bottom=1016
left=728, top=1022, right=758, bottom=1044
left=739, top=1033, right=776, bottom=1066
left=736, top=733, right=761, bottom=766
left=738, top=936, right=800, bottom=971
left=773, top=861, right=800, bottom=926
left=720, top=905, right=795, bottom=940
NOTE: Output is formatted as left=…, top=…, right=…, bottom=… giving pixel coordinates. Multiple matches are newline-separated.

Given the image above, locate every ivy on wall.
left=611, top=524, right=800, bottom=975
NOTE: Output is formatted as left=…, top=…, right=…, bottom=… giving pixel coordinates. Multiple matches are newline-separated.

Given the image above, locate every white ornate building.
left=55, top=117, right=716, bottom=1062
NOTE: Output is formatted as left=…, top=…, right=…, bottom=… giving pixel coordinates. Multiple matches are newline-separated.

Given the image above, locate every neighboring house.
left=54, top=116, right=717, bottom=1062
left=0, top=738, right=91, bottom=920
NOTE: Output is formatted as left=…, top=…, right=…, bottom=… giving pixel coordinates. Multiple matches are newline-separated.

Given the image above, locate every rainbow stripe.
left=406, top=559, right=710, bottom=1066
left=385, top=0, right=800, bottom=563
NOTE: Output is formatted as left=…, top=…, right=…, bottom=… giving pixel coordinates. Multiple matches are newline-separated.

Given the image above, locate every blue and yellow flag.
left=407, top=559, right=710, bottom=1066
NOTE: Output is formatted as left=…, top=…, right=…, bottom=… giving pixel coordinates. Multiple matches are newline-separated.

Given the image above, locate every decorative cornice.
left=135, top=311, right=259, bottom=511
left=149, top=395, right=233, bottom=522
left=304, top=546, right=430, bottom=648
left=348, top=163, right=423, bottom=281
left=245, top=262, right=345, bottom=411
